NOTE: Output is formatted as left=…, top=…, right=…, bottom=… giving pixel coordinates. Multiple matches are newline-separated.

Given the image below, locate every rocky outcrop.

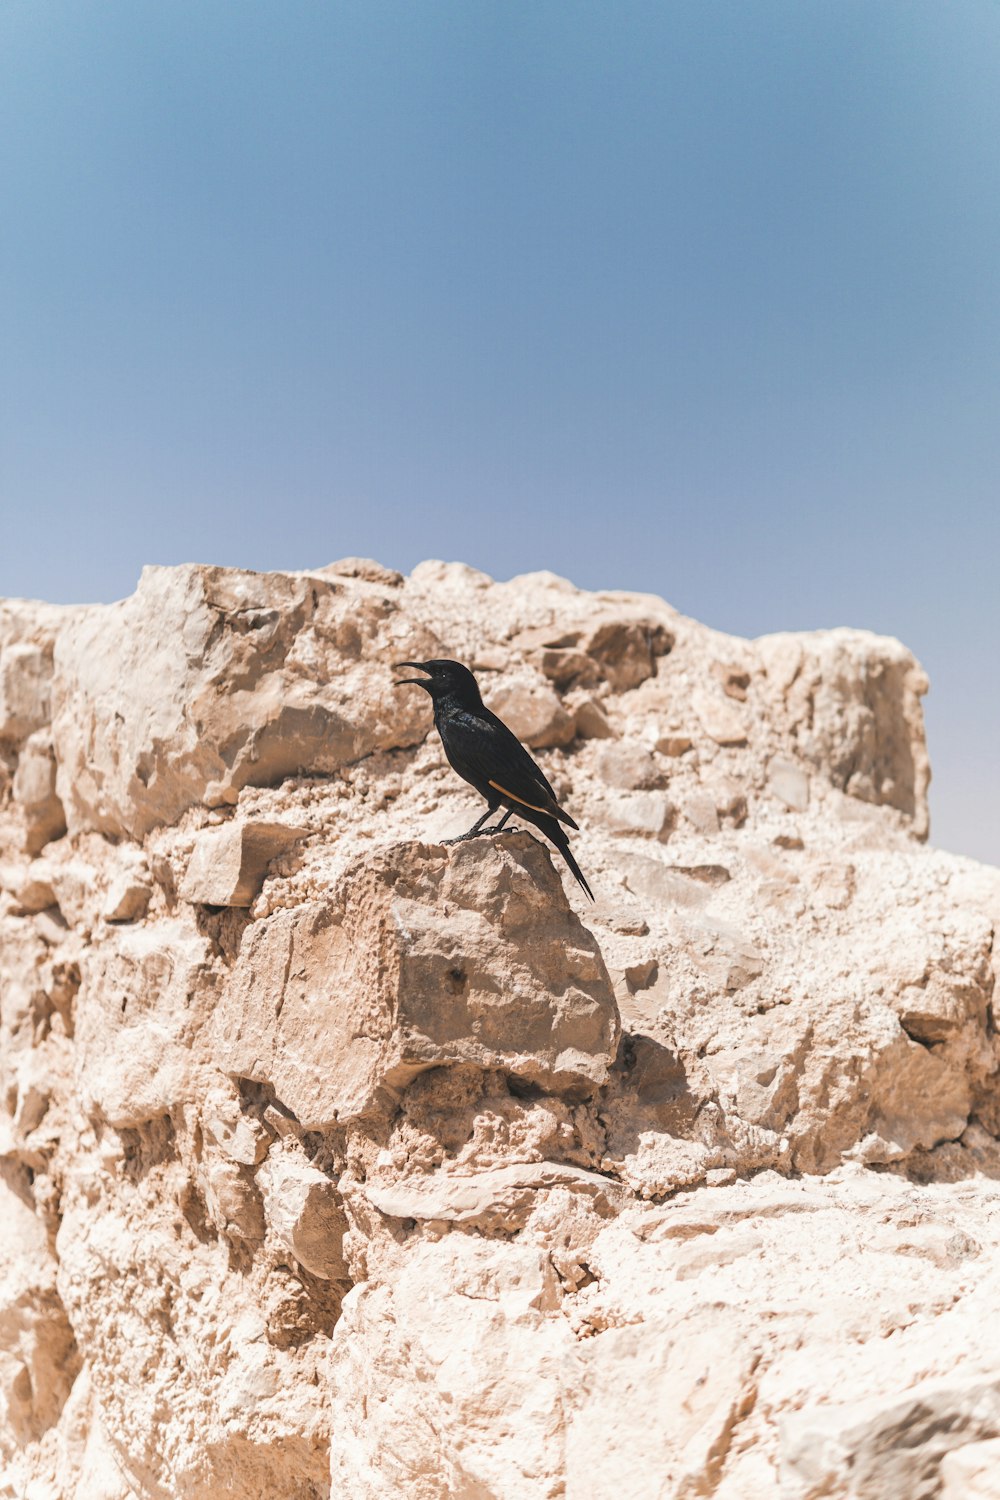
left=0, top=559, right=997, bottom=1499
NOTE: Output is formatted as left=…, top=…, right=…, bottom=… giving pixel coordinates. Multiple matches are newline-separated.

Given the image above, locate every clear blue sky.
left=1, top=2, right=998, bottom=864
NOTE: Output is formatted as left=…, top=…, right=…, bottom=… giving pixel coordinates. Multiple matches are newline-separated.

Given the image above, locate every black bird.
left=395, top=658, right=594, bottom=900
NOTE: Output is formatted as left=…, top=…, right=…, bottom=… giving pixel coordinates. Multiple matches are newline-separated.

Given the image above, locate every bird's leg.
left=441, top=807, right=498, bottom=845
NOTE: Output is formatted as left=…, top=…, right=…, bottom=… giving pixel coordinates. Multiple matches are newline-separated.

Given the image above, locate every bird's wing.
left=445, top=710, right=576, bottom=826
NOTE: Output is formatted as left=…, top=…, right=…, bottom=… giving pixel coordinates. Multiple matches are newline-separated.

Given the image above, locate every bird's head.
left=393, top=658, right=483, bottom=708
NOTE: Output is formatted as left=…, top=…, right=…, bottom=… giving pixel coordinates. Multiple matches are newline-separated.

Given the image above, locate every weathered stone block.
left=12, top=732, right=66, bottom=853
left=258, top=1148, right=349, bottom=1280
left=768, top=756, right=810, bottom=812
left=0, top=642, right=51, bottom=742
left=217, top=835, right=620, bottom=1126
left=103, top=871, right=152, bottom=923
left=485, top=673, right=575, bottom=748
left=51, top=564, right=439, bottom=838
left=180, top=820, right=310, bottom=907
left=76, top=923, right=215, bottom=1128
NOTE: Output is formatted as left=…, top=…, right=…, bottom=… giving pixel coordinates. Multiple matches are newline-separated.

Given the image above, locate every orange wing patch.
left=488, top=779, right=551, bottom=815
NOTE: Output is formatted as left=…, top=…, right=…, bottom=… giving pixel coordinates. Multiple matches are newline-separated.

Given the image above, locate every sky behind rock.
left=1, top=1, right=998, bottom=863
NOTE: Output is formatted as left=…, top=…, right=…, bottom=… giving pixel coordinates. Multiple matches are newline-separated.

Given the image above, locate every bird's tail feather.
left=549, top=825, right=594, bottom=901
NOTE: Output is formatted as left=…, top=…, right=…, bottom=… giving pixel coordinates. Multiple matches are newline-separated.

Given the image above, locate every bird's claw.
left=442, top=824, right=521, bottom=846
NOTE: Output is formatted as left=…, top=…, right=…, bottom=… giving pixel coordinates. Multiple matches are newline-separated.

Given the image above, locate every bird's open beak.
left=393, top=661, right=431, bottom=687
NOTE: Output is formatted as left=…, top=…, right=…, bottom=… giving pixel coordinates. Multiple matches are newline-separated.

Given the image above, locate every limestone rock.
left=51, top=563, right=439, bottom=838
left=780, top=1373, right=1000, bottom=1498
left=594, top=743, right=666, bottom=790
left=0, top=557, right=998, bottom=1499
left=693, top=684, right=749, bottom=745
left=511, top=609, right=673, bottom=694
left=572, top=696, right=617, bottom=739
left=5, top=860, right=57, bottom=914
left=758, top=626, right=931, bottom=834
left=0, top=641, right=52, bottom=743
left=12, top=731, right=66, bottom=853
left=321, top=556, right=405, bottom=587
left=622, top=853, right=719, bottom=909
left=942, top=1440, right=1000, bottom=1499
left=483, top=671, right=575, bottom=748
left=258, top=1147, right=350, bottom=1280
left=329, top=1238, right=569, bottom=1497
left=591, top=790, right=674, bottom=839
left=180, top=819, right=310, bottom=907
left=201, top=1085, right=271, bottom=1166
left=767, top=755, right=810, bottom=811
left=219, top=835, right=620, bottom=1125
left=364, top=1160, right=622, bottom=1233
left=565, top=1307, right=760, bottom=1499
left=76, top=923, right=216, bottom=1128
left=0, top=1170, right=79, bottom=1455
left=579, top=615, right=674, bottom=692
left=102, top=870, right=151, bottom=923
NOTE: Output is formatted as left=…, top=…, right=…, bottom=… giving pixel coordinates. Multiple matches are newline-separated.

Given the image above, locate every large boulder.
left=218, top=835, right=620, bottom=1125
left=51, top=564, right=439, bottom=838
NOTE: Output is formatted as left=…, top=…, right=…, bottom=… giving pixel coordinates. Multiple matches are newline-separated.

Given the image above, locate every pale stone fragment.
left=320, top=556, right=404, bottom=586
left=692, top=685, right=749, bottom=745
left=33, top=907, right=68, bottom=945
left=0, top=1173, right=79, bottom=1449
left=484, top=673, right=575, bottom=748
left=759, top=626, right=931, bottom=834
left=75, top=923, right=215, bottom=1128
left=539, top=647, right=599, bottom=689
left=592, top=791, right=674, bottom=839
left=580, top=616, right=673, bottom=692
left=102, top=871, right=151, bottom=923
left=12, top=731, right=66, bottom=853
left=202, top=1087, right=270, bottom=1166
left=573, top=697, right=617, bottom=739
left=11, top=861, right=57, bottom=913
left=329, top=1238, right=568, bottom=1496
left=258, top=1148, right=349, bottom=1280
left=565, top=1308, right=760, bottom=1498
left=768, top=756, right=810, bottom=811
left=682, top=787, right=721, bottom=833
left=0, top=642, right=51, bottom=741
left=595, top=743, right=665, bottom=790
left=365, top=1161, right=622, bottom=1230
left=655, top=733, right=692, bottom=756
left=622, top=854, right=716, bottom=910
left=179, top=819, right=310, bottom=907
left=47, top=859, right=101, bottom=929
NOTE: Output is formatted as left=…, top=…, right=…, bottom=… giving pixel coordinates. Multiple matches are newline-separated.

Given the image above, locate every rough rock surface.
left=0, top=559, right=997, bottom=1499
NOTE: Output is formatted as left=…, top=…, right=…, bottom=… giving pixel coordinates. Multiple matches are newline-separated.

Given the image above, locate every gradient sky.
left=1, top=2, right=998, bottom=863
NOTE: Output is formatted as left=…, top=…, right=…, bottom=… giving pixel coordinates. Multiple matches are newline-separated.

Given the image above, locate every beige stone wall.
left=0, top=559, right=997, bottom=1498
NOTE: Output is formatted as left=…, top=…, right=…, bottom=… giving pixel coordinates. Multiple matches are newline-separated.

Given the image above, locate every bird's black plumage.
left=395, top=658, right=594, bottom=900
